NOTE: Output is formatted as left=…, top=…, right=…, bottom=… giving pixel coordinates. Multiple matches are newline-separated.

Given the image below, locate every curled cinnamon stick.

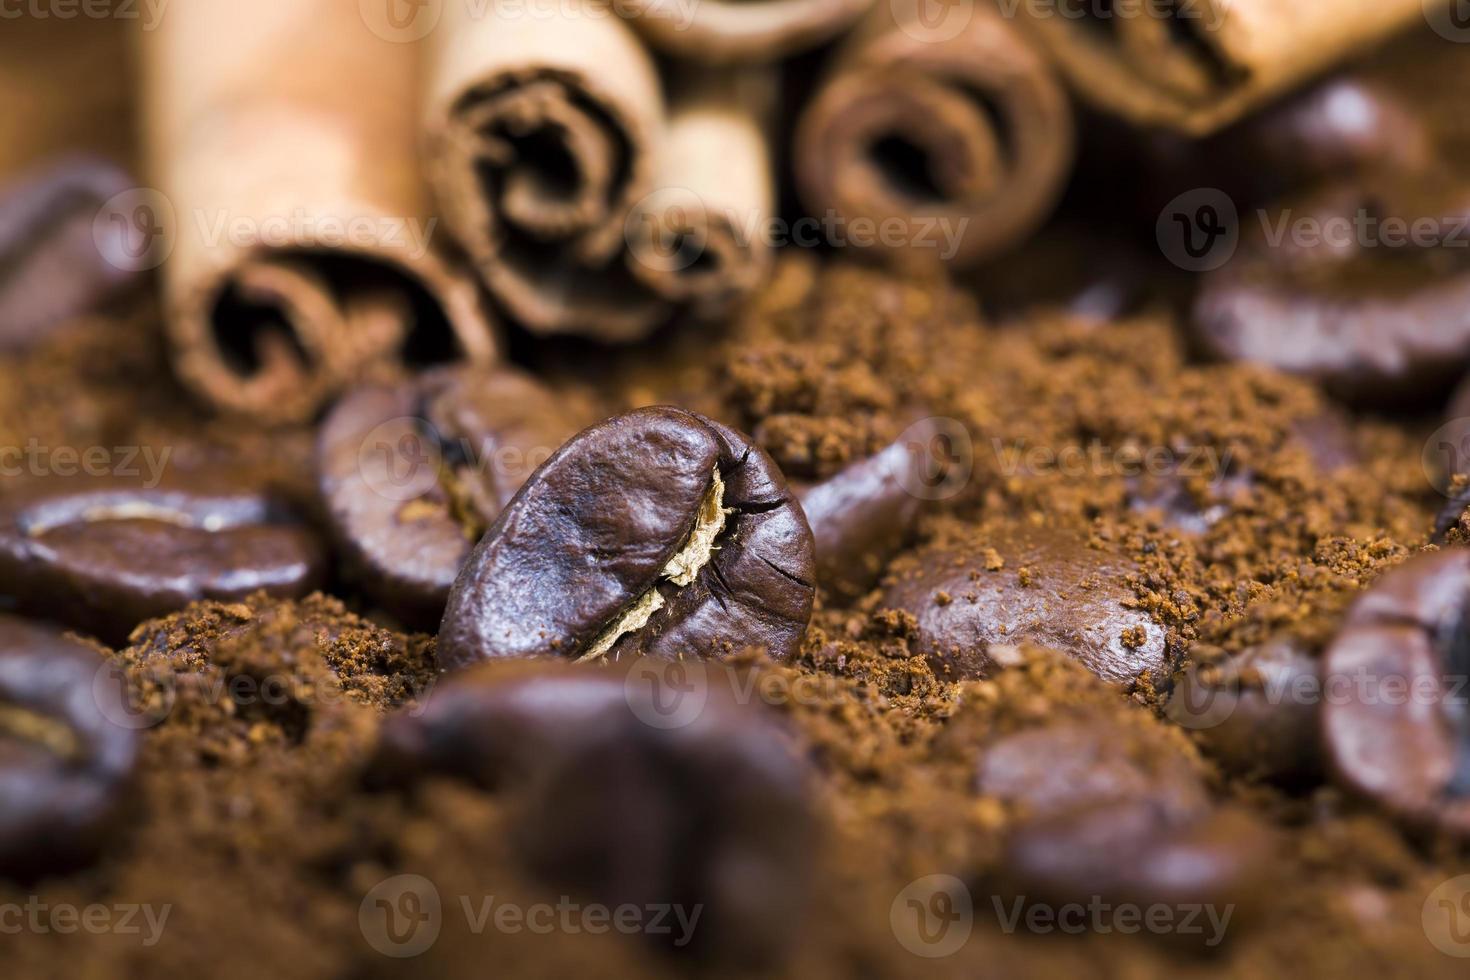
left=626, top=69, right=775, bottom=319
left=794, top=3, right=1074, bottom=268
left=1018, top=0, right=1431, bottom=136
left=142, top=0, right=496, bottom=424
left=617, top=0, right=876, bottom=63
left=423, top=2, right=668, bottom=341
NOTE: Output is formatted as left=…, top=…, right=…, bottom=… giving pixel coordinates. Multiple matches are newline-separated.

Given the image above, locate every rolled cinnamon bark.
left=617, top=0, right=876, bottom=63
left=626, top=69, right=775, bottom=319
left=423, top=2, right=668, bottom=341
left=0, top=13, right=136, bottom=178
left=793, top=3, right=1074, bottom=268
left=141, top=0, right=496, bottom=424
left=1018, top=0, right=1432, bottom=136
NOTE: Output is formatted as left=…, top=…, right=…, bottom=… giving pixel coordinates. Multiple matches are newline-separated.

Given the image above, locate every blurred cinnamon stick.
left=618, top=0, right=876, bottom=63
left=142, top=0, right=496, bottom=424
left=1018, top=0, right=1433, bottom=136
left=626, top=69, right=775, bottom=319
left=794, top=2, right=1074, bottom=268
left=423, top=1, right=668, bottom=341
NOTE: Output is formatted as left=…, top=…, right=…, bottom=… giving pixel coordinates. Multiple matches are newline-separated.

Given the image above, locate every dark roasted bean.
left=1169, top=638, right=1324, bottom=785
left=880, top=526, right=1168, bottom=684
left=318, top=367, right=584, bottom=626
left=438, top=407, right=815, bottom=668
left=795, top=427, right=933, bottom=603
left=0, top=469, right=324, bottom=644
left=1322, top=549, right=1470, bottom=837
left=0, top=615, right=138, bottom=876
left=978, top=717, right=1274, bottom=928
left=373, top=657, right=817, bottom=963
left=0, top=157, right=146, bottom=351
left=1194, top=176, right=1470, bottom=407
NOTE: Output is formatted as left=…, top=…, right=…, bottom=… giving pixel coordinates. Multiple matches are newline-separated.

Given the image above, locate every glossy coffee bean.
left=880, top=526, right=1168, bottom=684
left=0, top=615, right=138, bottom=876
left=1194, top=177, right=1470, bottom=407
left=374, top=658, right=817, bottom=963
left=1322, top=549, right=1470, bottom=837
left=795, top=429, right=930, bottom=603
left=0, top=157, right=144, bottom=351
left=1170, top=638, right=1324, bottom=785
left=0, top=469, right=324, bottom=644
left=318, top=367, right=583, bottom=626
left=438, top=407, right=816, bottom=668
left=978, top=718, right=1274, bottom=921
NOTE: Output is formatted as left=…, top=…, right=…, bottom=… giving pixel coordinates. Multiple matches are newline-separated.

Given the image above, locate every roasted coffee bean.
left=1169, top=638, right=1324, bottom=785
left=880, top=526, right=1167, bottom=684
left=978, top=718, right=1274, bottom=923
left=1322, top=549, right=1470, bottom=837
left=0, top=469, right=324, bottom=644
left=795, top=427, right=933, bottom=603
left=318, top=367, right=584, bottom=626
left=0, top=615, right=138, bottom=876
left=438, top=407, right=816, bottom=668
left=1194, top=176, right=1470, bottom=407
left=374, top=658, right=817, bottom=963
left=0, top=157, right=144, bottom=351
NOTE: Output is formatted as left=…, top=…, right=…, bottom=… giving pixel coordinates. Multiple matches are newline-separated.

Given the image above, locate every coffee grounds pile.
left=1, top=260, right=1464, bottom=979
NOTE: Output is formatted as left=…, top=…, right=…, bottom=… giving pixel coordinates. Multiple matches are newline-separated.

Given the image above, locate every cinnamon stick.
left=794, top=2, right=1074, bottom=268
left=141, top=0, right=496, bottom=424
left=626, top=69, right=775, bottom=318
left=1018, top=0, right=1432, bottom=136
left=617, top=0, right=876, bottom=63
left=422, top=1, right=668, bottom=341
